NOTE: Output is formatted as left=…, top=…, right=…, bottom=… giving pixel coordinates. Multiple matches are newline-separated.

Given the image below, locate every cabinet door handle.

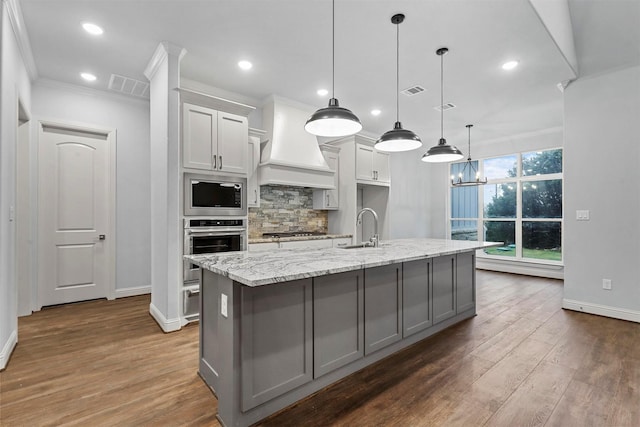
left=212, top=154, right=217, bottom=169
left=326, top=193, right=330, bottom=207
left=254, top=189, right=258, bottom=203
left=219, top=155, right=222, bottom=170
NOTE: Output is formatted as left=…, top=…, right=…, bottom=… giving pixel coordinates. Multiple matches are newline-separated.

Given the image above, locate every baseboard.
left=563, top=299, right=640, bottom=323
left=477, top=258, right=564, bottom=279
left=115, top=286, right=151, bottom=298
left=149, top=302, right=182, bottom=333
left=0, top=330, right=18, bottom=371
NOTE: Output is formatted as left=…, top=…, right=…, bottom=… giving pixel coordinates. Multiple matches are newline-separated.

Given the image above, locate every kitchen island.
left=186, top=238, right=500, bottom=426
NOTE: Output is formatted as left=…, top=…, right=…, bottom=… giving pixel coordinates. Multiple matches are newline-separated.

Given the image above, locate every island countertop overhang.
left=185, top=238, right=502, bottom=287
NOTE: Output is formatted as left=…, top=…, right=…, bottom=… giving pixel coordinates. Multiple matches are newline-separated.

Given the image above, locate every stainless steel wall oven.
left=183, top=218, right=246, bottom=319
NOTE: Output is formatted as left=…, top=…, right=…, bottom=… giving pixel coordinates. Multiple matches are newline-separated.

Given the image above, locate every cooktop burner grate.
left=262, top=231, right=327, bottom=238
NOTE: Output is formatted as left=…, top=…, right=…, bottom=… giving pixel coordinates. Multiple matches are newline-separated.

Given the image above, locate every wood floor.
left=1, top=271, right=638, bottom=426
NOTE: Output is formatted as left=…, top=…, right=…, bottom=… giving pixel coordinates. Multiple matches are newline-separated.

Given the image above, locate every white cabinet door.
left=373, top=151, right=390, bottom=184
left=218, top=112, right=248, bottom=175
left=355, top=144, right=374, bottom=181
left=280, top=240, right=333, bottom=249
left=326, top=151, right=339, bottom=207
left=183, top=104, right=248, bottom=174
left=355, top=143, right=389, bottom=186
left=247, top=136, right=260, bottom=208
left=183, top=103, right=216, bottom=170
left=313, top=148, right=339, bottom=210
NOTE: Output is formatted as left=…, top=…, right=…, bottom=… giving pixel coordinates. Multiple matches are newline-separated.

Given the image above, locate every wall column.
left=144, top=42, right=186, bottom=332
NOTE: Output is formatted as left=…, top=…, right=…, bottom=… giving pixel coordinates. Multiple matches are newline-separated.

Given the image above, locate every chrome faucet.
left=356, top=208, right=379, bottom=247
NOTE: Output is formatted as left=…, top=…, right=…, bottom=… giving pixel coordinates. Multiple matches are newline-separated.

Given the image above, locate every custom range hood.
left=259, top=96, right=335, bottom=189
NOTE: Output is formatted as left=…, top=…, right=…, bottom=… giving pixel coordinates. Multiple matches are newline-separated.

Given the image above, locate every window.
left=449, top=148, right=563, bottom=263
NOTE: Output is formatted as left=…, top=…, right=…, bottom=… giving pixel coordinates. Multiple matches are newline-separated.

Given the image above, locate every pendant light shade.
left=451, top=124, right=488, bottom=186
left=375, top=14, right=422, bottom=153
left=304, top=98, right=362, bottom=137
left=305, top=0, right=362, bottom=137
left=421, top=47, right=464, bottom=163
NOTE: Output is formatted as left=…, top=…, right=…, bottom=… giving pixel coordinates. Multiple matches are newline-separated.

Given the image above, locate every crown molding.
left=144, top=42, right=187, bottom=81
left=34, top=77, right=150, bottom=107
left=4, top=0, right=38, bottom=80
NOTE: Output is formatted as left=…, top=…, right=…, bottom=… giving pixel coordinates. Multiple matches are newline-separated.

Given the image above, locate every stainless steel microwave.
left=184, top=173, right=247, bottom=216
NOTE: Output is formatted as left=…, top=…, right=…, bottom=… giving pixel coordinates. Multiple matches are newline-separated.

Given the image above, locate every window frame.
left=448, top=148, right=564, bottom=266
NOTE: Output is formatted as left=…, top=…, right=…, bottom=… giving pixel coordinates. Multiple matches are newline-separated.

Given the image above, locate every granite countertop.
left=248, top=234, right=352, bottom=244
left=186, top=238, right=502, bottom=287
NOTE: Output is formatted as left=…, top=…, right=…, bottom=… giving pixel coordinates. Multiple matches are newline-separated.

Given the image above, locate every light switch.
left=576, top=210, right=590, bottom=221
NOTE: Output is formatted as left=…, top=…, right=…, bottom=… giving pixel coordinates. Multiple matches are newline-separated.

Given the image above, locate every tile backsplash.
left=248, top=185, right=328, bottom=239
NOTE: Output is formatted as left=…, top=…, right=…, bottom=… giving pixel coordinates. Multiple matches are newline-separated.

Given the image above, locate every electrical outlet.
left=221, top=293, right=228, bottom=318
left=602, top=279, right=612, bottom=290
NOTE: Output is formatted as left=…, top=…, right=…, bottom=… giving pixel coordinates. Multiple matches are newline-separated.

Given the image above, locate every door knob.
left=99, top=234, right=106, bottom=240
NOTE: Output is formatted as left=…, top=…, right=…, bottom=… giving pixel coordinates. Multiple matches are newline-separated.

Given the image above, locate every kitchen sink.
left=337, top=243, right=380, bottom=249
left=338, top=244, right=371, bottom=249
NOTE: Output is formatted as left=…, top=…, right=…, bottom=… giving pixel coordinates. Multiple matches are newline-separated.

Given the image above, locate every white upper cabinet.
left=183, top=103, right=248, bottom=175
left=313, top=146, right=340, bottom=210
left=355, top=143, right=390, bottom=186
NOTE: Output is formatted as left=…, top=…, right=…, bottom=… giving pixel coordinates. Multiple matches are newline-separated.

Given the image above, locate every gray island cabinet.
left=187, top=238, right=500, bottom=427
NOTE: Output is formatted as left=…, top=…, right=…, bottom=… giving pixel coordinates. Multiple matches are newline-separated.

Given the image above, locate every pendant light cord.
left=396, top=20, right=400, bottom=123
left=332, top=0, right=335, bottom=98
left=467, top=125, right=472, bottom=161
left=440, top=52, right=444, bottom=140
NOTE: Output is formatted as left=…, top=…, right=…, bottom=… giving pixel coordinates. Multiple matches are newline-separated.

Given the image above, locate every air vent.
left=401, top=85, right=426, bottom=96
left=108, top=74, right=150, bottom=98
left=434, top=103, right=456, bottom=112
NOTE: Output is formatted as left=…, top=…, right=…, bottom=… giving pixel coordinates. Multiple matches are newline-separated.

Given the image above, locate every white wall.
left=388, top=151, right=442, bottom=239
left=30, top=80, right=151, bottom=296
left=563, top=65, right=640, bottom=322
left=0, top=0, right=32, bottom=369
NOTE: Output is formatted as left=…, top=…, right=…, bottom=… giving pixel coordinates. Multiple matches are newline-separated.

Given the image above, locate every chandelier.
left=451, top=124, right=487, bottom=186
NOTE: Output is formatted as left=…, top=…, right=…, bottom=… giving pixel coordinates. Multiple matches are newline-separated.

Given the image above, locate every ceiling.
left=19, top=0, right=640, bottom=146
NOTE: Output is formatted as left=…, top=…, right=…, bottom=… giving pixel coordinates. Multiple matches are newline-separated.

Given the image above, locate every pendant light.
left=305, top=0, right=362, bottom=137
left=375, top=14, right=422, bottom=153
left=421, top=47, right=464, bottom=163
left=451, top=124, right=488, bottom=186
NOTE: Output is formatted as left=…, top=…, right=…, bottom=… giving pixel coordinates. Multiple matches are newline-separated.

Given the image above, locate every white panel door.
left=38, top=124, right=111, bottom=306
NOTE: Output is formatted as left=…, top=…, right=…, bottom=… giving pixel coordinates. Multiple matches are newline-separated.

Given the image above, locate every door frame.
left=36, top=118, right=117, bottom=310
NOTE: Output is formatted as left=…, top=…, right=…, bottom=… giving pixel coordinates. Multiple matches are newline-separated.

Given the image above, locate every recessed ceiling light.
left=81, top=72, right=97, bottom=82
left=502, top=60, right=519, bottom=71
left=238, top=60, right=252, bottom=70
left=371, top=109, right=381, bottom=116
left=317, top=89, right=328, bottom=96
left=82, top=22, right=103, bottom=36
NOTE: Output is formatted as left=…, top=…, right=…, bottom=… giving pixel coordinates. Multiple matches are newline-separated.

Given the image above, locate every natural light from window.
left=450, top=148, right=563, bottom=263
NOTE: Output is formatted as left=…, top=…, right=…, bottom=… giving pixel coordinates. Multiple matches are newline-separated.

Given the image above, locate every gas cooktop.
left=262, top=231, right=327, bottom=238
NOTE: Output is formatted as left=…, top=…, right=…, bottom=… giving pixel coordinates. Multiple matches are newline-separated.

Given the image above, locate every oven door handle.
left=186, top=229, right=245, bottom=235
